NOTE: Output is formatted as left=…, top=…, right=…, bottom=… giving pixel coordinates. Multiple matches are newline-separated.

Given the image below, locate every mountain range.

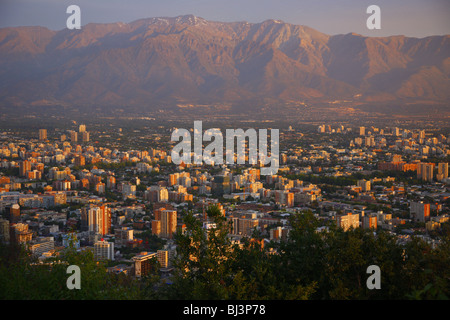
left=0, top=15, right=449, bottom=113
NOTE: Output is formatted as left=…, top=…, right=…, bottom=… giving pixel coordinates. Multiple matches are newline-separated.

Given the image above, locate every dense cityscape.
left=1, top=0, right=449, bottom=313
left=0, top=118, right=449, bottom=300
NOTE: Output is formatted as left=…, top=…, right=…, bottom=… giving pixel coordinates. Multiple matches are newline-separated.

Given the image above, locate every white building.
left=94, top=240, right=114, bottom=260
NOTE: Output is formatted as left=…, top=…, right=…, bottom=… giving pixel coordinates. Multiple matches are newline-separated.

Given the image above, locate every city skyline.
left=0, top=0, right=449, bottom=305
left=1, top=119, right=449, bottom=301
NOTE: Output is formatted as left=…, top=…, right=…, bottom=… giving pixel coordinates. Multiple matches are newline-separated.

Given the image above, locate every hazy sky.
left=1, top=0, right=449, bottom=37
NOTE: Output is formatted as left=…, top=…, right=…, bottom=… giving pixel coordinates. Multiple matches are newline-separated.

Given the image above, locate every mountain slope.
left=0, top=15, right=448, bottom=109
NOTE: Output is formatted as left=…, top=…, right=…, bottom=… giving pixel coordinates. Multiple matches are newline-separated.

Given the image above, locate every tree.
left=228, top=237, right=316, bottom=300
left=168, top=205, right=238, bottom=299
left=0, top=242, right=142, bottom=299
left=271, top=211, right=324, bottom=297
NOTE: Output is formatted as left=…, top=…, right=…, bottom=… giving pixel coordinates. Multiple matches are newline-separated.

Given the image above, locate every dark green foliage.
left=0, top=243, right=142, bottom=300
left=168, top=205, right=238, bottom=299
left=135, top=231, right=167, bottom=252
left=0, top=208, right=449, bottom=300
